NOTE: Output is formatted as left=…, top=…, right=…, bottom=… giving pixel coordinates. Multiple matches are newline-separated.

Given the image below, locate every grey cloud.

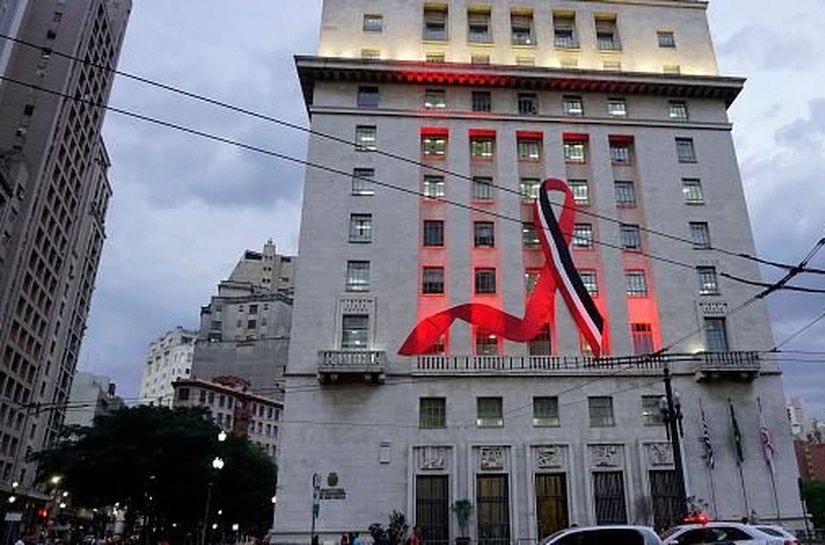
left=717, top=25, right=818, bottom=71
left=775, top=98, right=825, bottom=147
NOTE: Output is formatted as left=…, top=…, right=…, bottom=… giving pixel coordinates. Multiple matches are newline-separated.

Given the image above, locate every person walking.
left=408, top=527, right=420, bottom=545
left=352, top=533, right=361, bottom=545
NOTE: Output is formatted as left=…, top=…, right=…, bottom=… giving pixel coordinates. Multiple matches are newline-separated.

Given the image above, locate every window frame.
left=682, top=178, right=704, bottom=204
left=675, top=137, right=697, bottom=163
left=572, top=224, right=594, bottom=249
left=588, top=396, right=615, bottom=427
left=423, top=220, right=445, bottom=247
left=631, top=323, right=655, bottom=355
left=533, top=396, right=560, bottom=427
left=511, top=12, right=535, bottom=46
left=669, top=101, right=689, bottom=121
left=614, top=181, right=636, bottom=208
left=697, top=266, right=719, bottom=296
left=563, top=141, right=586, bottom=163
left=477, top=396, right=503, bottom=427
left=620, top=223, right=641, bottom=251
left=345, top=260, right=371, bottom=292
left=422, top=135, right=448, bottom=158
left=563, top=95, right=584, bottom=117
left=472, top=176, right=495, bottom=201
left=470, top=137, right=496, bottom=160
left=569, top=179, right=590, bottom=206
left=423, top=7, right=448, bottom=41
left=357, top=86, right=380, bottom=108
left=474, top=221, right=496, bottom=248
left=474, top=268, right=497, bottom=295
left=468, top=10, right=493, bottom=44
left=352, top=168, right=375, bottom=196
left=341, top=314, right=369, bottom=350
left=423, top=175, right=445, bottom=198
left=422, top=267, right=445, bottom=294
left=363, top=14, right=383, bottom=33
left=625, top=270, right=648, bottom=298
left=424, top=89, right=447, bottom=109
left=472, top=91, right=492, bottom=112
left=657, top=30, right=676, bottom=48
left=517, top=138, right=542, bottom=161
left=419, top=397, right=447, bottom=428
left=607, top=98, right=627, bottom=118
left=349, top=213, right=373, bottom=243
left=355, top=125, right=377, bottom=151
left=689, top=222, right=711, bottom=249
left=518, top=93, right=539, bottom=115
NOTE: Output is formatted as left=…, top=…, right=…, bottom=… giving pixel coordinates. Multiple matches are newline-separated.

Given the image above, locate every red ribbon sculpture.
left=399, top=178, right=605, bottom=357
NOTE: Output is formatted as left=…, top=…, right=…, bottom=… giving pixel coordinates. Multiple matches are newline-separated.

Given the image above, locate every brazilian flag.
left=730, top=402, right=744, bottom=464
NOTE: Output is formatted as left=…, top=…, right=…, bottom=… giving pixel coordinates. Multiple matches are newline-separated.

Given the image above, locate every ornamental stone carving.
left=340, top=297, right=374, bottom=313
left=647, top=443, right=674, bottom=467
left=535, top=446, right=563, bottom=469
left=590, top=444, right=622, bottom=468
left=480, top=447, right=505, bottom=470
left=419, top=446, right=447, bottom=471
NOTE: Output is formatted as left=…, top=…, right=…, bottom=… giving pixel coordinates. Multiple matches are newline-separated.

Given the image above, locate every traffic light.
left=37, top=508, right=49, bottom=519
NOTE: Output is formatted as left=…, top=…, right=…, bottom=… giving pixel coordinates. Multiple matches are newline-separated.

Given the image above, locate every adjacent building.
left=0, top=0, right=130, bottom=489
left=274, top=1, right=804, bottom=542
left=140, top=326, right=197, bottom=407
left=63, top=371, right=124, bottom=428
left=787, top=397, right=808, bottom=438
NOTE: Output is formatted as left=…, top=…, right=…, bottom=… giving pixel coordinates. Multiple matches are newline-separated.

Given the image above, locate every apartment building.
left=140, top=327, right=197, bottom=407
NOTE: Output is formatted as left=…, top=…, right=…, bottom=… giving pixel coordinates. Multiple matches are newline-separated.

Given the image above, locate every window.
left=468, top=10, right=492, bottom=43
left=346, top=261, right=370, bottom=292
left=603, top=61, right=622, bottom=71
left=663, top=64, right=681, bottom=75
left=177, top=388, right=190, bottom=402
left=521, top=178, right=541, bottom=201
left=363, top=14, right=383, bottom=32
left=511, top=12, right=535, bottom=45
left=422, top=135, right=447, bottom=158
left=631, top=323, right=655, bottom=355
left=470, top=54, right=490, bottom=65
left=361, top=49, right=381, bottom=60
left=589, top=397, right=615, bottom=427
left=594, top=472, right=628, bottom=525
left=419, top=398, right=446, bottom=428
left=470, top=137, right=495, bottom=159
left=473, top=177, right=494, bottom=201
left=423, top=175, right=445, bottom=198
left=517, top=138, right=541, bottom=161
left=477, top=397, right=503, bottom=427
left=423, top=220, right=444, bottom=246
left=563, top=96, right=584, bottom=116
left=475, top=330, right=499, bottom=355
left=518, top=93, right=538, bottom=115
left=682, top=179, right=703, bottom=204
left=642, top=396, right=664, bottom=426
left=607, top=98, right=627, bottom=117
left=349, top=214, right=373, bottom=243
left=416, top=476, right=449, bottom=545
left=247, top=319, right=257, bottom=329
left=472, top=91, right=492, bottom=112
left=675, top=138, right=696, bottom=162
left=475, top=268, right=497, bottom=294
left=422, top=267, right=445, bottom=294
left=569, top=180, right=589, bottom=205
left=516, top=55, right=534, bottom=66
left=425, top=53, right=446, bottom=63
left=563, top=140, right=586, bottom=163
left=610, top=142, right=631, bottom=164
left=341, top=315, right=369, bottom=350
left=573, top=224, right=593, bottom=249
left=614, top=181, right=636, bottom=207
left=477, top=475, right=511, bottom=543
left=595, top=16, right=620, bottom=50
left=524, top=269, right=541, bottom=294
left=580, top=270, right=598, bottom=296
left=425, top=89, right=447, bottom=109
left=533, top=396, right=559, bottom=426
left=522, top=223, right=540, bottom=248
left=474, top=222, right=495, bottom=248
left=697, top=266, right=719, bottom=295
left=249, top=304, right=258, bottom=315
left=536, top=474, right=569, bottom=538
left=704, top=318, right=729, bottom=352
left=625, top=271, right=648, bottom=297
left=423, top=7, right=448, bottom=41
left=352, top=168, right=375, bottom=195
left=689, top=222, right=710, bottom=249
left=553, top=13, right=577, bottom=48
left=355, top=126, right=377, bottom=151
left=529, top=325, right=552, bottom=355
left=657, top=31, right=676, bottom=48
left=23, top=104, right=34, bottom=116
left=618, top=224, right=640, bottom=250
left=669, top=101, right=689, bottom=121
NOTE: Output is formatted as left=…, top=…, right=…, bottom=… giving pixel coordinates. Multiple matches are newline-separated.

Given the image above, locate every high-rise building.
left=275, top=0, right=804, bottom=541
left=192, top=240, right=294, bottom=398
left=0, top=0, right=130, bottom=489
left=140, top=327, right=197, bottom=407
left=63, top=371, right=123, bottom=428
left=787, top=397, right=807, bottom=437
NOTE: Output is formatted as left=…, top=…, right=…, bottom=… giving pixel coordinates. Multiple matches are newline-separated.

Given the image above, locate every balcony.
left=318, top=350, right=386, bottom=384
left=693, top=351, right=761, bottom=382
left=414, top=354, right=666, bottom=375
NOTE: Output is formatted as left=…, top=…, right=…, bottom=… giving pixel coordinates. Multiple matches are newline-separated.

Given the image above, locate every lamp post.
left=200, top=431, right=227, bottom=545
left=659, top=365, right=688, bottom=525
left=270, top=495, right=277, bottom=535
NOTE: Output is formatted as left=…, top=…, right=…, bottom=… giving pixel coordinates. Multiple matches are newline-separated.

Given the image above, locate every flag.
left=700, top=405, right=715, bottom=470
left=730, top=402, right=744, bottom=464
left=758, top=398, right=777, bottom=475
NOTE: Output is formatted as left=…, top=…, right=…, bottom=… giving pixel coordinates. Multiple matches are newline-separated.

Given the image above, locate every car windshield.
left=659, top=527, right=684, bottom=540
left=756, top=527, right=784, bottom=537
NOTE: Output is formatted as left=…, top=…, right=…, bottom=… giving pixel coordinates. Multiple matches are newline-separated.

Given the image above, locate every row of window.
left=358, top=86, right=690, bottom=121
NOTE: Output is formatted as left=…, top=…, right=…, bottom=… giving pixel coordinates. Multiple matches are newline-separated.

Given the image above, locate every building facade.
left=275, top=0, right=804, bottom=542
left=172, top=376, right=282, bottom=460
left=192, top=241, right=294, bottom=398
left=140, top=327, right=197, bottom=407
left=0, top=0, right=130, bottom=489
left=63, top=371, right=124, bottom=428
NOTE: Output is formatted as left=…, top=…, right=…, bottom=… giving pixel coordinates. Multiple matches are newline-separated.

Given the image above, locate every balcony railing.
left=318, top=350, right=386, bottom=384
left=694, top=351, right=761, bottom=381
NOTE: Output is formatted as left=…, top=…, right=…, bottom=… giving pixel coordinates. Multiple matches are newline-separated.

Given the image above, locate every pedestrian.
left=352, top=532, right=362, bottom=545
left=408, top=527, right=420, bottom=545
left=340, top=533, right=349, bottom=545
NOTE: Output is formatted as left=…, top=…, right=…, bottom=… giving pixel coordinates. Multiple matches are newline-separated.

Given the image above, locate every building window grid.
left=580, top=271, right=598, bottom=296
left=588, top=396, right=615, bottom=427
left=620, top=224, right=641, bottom=250
left=610, top=143, right=631, bottom=164
left=477, top=397, right=503, bottom=427
left=363, top=14, right=383, bottom=32
left=595, top=17, right=620, bottom=50
left=341, top=314, right=369, bottom=350
left=470, top=138, right=495, bottom=160
left=564, top=141, right=586, bottom=163
left=355, top=126, right=377, bottom=151
left=614, top=181, right=636, bottom=207
left=682, top=179, right=704, bottom=204
left=521, top=178, right=541, bottom=201
left=522, top=223, right=540, bottom=249
left=511, top=12, right=535, bottom=46
left=349, top=214, right=373, bottom=243
left=357, top=86, right=380, bottom=108
left=631, top=323, right=655, bottom=355
left=676, top=138, right=697, bottom=162
left=607, top=99, right=627, bottom=117
left=422, top=267, right=445, bottom=294
left=569, top=180, right=589, bottom=205
left=468, top=10, right=492, bottom=43
left=642, top=396, right=665, bottom=426
left=423, top=7, right=448, bottom=41
left=425, top=89, right=447, bottom=109
left=472, top=91, right=492, bottom=112
left=690, top=222, right=711, bottom=249
left=657, top=31, right=676, bottom=48
left=346, top=261, right=371, bottom=292
left=518, top=93, right=538, bottom=115
left=419, top=397, right=446, bottom=428
left=669, top=101, right=689, bottom=121
left=573, top=224, right=593, bottom=249
left=563, top=96, right=584, bottom=117
left=533, top=397, right=560, bottom=427
left=475, top=268, right=497, bottom=294
left=352, top=168, right=375, bottom=195
left=473, top=177, right=494, bottom=201
left=705, top=318, right=729, bottom=352
left=423, top=176, right=445, bottom=198
left=423, top=220, right=445, bottom=247
left=625, top=270, right=648, bottom=297
left=474, top=222, right=495, bottom=248
left=553, top=14, right=577, bottom=48
left=697, top=266, right=719, bottom=295
left=517, top=139, right=541, bottom=161
left=422, top=136, right=448, bottom=158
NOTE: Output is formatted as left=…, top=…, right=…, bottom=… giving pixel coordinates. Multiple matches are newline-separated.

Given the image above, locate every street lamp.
left=659, top=366, right=688, bottom=525
left=49, top=475, right=62, bottom=486
left=212, top=457, right=225, bottom=470
left=217, top=430, right=227, bottom=442
left=201, top=457, right=225, bottom=545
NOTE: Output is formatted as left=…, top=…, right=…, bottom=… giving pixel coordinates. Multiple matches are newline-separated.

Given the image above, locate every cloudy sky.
left=78, top=1, right=825, bottom=417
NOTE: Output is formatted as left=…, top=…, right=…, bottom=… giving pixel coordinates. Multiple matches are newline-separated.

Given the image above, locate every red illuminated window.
left=528, top=325, right=552, bottom=356
left=580, top=270, right=598, bottom=296
left=423, top=220, right=444, bottom=246
left=524, top=269, right=541, bottom=294
left=475, top=268, right=496, bottom=294
left=422, top=267, right=445, bottom=294
left=631, top=324, right=654, bottom=355
left=475, top=331, right=500, bottom=356
left=473, top=177, right=494, bottom=201
left=625, top=270, right=648, bottom=297
left=474, top=222, right=495, bottom=248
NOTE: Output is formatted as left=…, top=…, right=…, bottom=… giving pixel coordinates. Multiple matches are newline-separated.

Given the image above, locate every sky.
left=78, top=1, right=825, bottom=419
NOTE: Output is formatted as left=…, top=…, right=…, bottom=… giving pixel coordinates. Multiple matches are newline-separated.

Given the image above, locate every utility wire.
left=769, top=308, right=825, bottom=352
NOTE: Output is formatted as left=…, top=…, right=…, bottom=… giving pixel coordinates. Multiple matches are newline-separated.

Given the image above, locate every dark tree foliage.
left=36, top=405, right=276, bottom=535
left=802, top=480, right=825, bottom=529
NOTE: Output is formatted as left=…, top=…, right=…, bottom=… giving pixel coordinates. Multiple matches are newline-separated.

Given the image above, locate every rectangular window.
left=355, top=126, right=377, bottom=151
left=620, top=224, right=641, bottom=250
left=468, top=10, right=492, bottom=43
left=470, top=137, right=495, bottom=159
left=669, top=101, right=689, bottom=121
left=425, top=89, right=447, bottom=109
left=422, top=135, right=447, bottom=158
left=521, top=178, right=541, bottom=201
left=682, top=179, right=703, bottom=204
left=535, top=474, right=569, bottom=538
left=177, top=388, right=190, bottom=401
left=517, top=138, right=541, bottom=161
left=472, top=91, right=492, bottom=112
left=424, top=7, right=448, bottom=41
left=642, top=396, right=664, bottom=426
left=625, top=271, right=648, bottom=297
left=422, top=267, right=445, bottom=294
left=573, top=224, right=593, bottom=249
left=603, top=61, right=622, bottom=71
left=533, top=396, right=560, bottom=427
left=516, top=55, right=534, bottom=66
left=697, top=266, right=719, bottom=295
left=475, top=268, right=497, bottom=294
left=518, top=93, right=538, bottom=115
left=475, top=329, right=499, bottom=356
left=423, top=220, right=445, bottom=246
left=663, top=64, right=681, bottom=75
left=705, top=318, right=729, bottom=352
left=607, top=98, right=627, bottom=117
left=563, top=141, right=586, bottom=163
left=474, top=222, right=495, bottom=248
left=473, top=177, right=494, bottom=201
left=689, top=222, right=710, bottom=249
left=425, top=53, right=446, bottom=63
left=419, top=398, right=446, bottom=428
left=477, top=475, right=511, bottom=545
left=346, top=261, right=370, bottom=292
left=349, top=214, right=373, bottom=243
left=524, top=269, right=541, bottom=294
left=614, top=181, right=636, bottom=207
left=471, top=54, right=490, bottom=65
left=477, top=397, right=503, bottom=427
left=553, top=13, right=577, bottom=48
left=361, top=49, right=381, bottom=60
left=341, top=315, right=369, bottom=350
left=363, top=14, right=383, bottom=32
left=416, top=476, right=450, bottom=545
left=631, top=323, right=655, bottom=355
left=423, top=175, right=445, bottom=198
left=569, top=180, right=589, bottom=205
left=650, top=471, right=682, bottom=531
left=675, top=138, right=697, bottom=162
left=511, top=12, right=535, bottom=45
left=529, top=325, right=552, bottom=356
left=352, top=168, right=375, bottom=195
left=522, top=223, right=540, bottom=248
left=563, top=96, right=584, bottom=116
left=589, top=396, right=615, bottom=427
left=657, top=31, right=676, bottom=48
left=580, top=270, right=598, bottom=296
left=610, top=143, right=631, bottom=164
left=594, top=472, right=628, bottom=525
left=595, top=16, right=620, bottom=50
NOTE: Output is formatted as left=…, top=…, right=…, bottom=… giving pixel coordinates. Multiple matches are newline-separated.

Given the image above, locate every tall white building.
left=275, top=1, right=803, bottom=542
left=139, top=326, right=197, bottom=406
left=64, top=371, right=124, bottom=428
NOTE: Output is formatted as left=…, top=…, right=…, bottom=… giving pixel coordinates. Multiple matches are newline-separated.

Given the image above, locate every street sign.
left=4, top=512, right=23, bottom=522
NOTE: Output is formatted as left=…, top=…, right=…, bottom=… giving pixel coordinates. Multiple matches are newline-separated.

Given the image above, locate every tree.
left=36, top=405, right=277, bottom=536
left=802, top=480, right=825, bottom=529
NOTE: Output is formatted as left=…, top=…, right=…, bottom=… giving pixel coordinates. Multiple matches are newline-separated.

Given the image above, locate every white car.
left=541, top=525, right=663, bottom=545
left=661, top=522, right=784, bottom=545
left=754, top=525, right=798, bottom=545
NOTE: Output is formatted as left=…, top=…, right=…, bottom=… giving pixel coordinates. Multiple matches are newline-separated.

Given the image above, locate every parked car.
left=661, top=522, right=784, bottom=544
left=754, top=525, right=799, bottom=545
left=540, top=525, right=663, bottom=545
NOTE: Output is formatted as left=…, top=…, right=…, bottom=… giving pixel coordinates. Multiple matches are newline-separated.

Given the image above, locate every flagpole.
left=758, top=397, right=782, bottom=523
left=730, top=399, right=750, bottom=516
left=699, top=399, right=719, bottom=519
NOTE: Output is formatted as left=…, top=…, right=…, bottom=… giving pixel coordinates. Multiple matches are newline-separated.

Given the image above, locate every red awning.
left=516, top=131, right=543, bottom=140
left=469, top=128, right=497, bottom=138
left=562, top=132, right=589, bottom=141
left=421, top=127, right=450, bottom=137
left=609, top=134, right=635, bottom=143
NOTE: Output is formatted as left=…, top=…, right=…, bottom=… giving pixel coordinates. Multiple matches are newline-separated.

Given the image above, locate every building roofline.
left=296, top=56, right=744, bottom=110
left=172, top=378, right=284, bottom=408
